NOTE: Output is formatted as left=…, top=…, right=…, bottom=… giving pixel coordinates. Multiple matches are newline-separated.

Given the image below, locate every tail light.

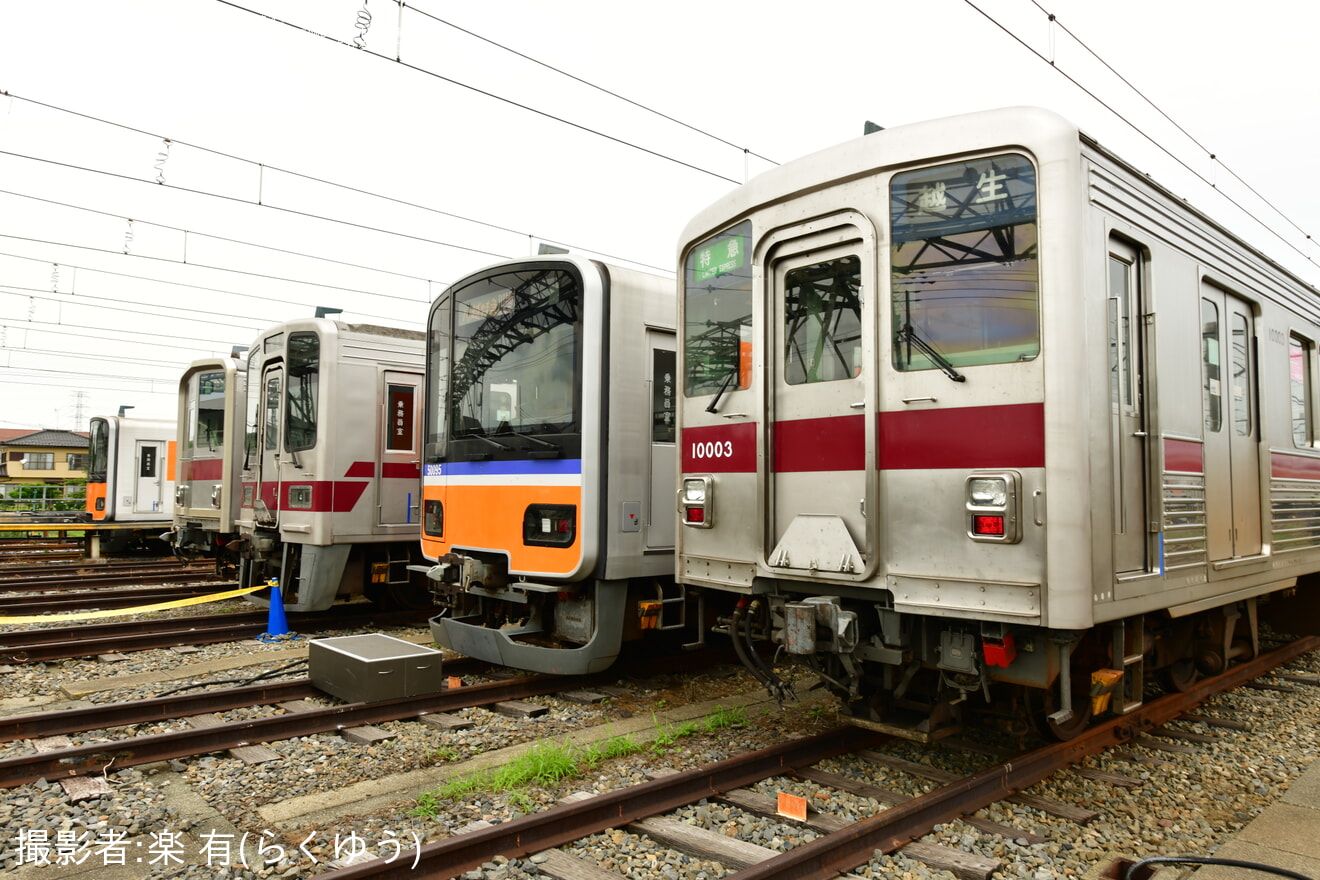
left=966, top=471, right=1021, bottom=543
left=678, top=475, right=714, bottom=528
left=523, top=504, right=576, bottom=547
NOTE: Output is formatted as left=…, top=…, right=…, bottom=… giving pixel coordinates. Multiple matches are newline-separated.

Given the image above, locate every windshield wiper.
left=896, top=324, right=965, bottom=383
left=705, top=366, right=739, bottom=413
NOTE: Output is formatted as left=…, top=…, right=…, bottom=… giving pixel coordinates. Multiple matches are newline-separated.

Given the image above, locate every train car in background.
left=235, top=316, right=427, bottom=613
left=675, top=106, right=1320, bottom=741
left=85, top=413, right=176, bottom=526
left=420, top=255, right=713, bottom=674
left=166, top=354, right=248, bottom=575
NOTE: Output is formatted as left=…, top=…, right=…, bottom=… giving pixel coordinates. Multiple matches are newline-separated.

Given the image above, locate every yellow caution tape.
left=0, top=584, right=268, bottom=624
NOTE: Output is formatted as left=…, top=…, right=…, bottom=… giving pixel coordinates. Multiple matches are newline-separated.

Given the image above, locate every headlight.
left=968, top=477, right=1008, bottom=507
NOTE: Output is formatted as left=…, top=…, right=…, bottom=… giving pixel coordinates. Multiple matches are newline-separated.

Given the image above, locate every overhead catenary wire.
left=0, top=90, right=673, bottom=276
left=963, top=0, right=1320, bottom=271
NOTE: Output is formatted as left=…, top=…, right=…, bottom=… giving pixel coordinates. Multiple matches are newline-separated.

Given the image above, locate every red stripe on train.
left=684, top=404, right=1045, bottom=473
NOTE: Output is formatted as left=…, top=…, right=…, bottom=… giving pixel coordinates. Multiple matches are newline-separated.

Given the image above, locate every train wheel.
left=1027, top=686, right=1092, bottom=741
left=1158, top=658, right=1199, bottom=693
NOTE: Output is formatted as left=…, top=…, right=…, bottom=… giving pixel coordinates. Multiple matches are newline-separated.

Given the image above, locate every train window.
left=1291, top=335, right=1314, bottom=447
left=1202, top=299, right=1222, bottom=433
left=448, top=266, right=582, bottom=455
left=286, top=332, right=319, bottom=451
left=87, top=418, right=108, bottom=482
left=890, top=155, right=1039, bottom=371
left=190, top=371, right=226, bottom=452
left=1107, top=257, right=1134, bottom=408
left=1230, top=313, right=1252, bottom=438
left=684, top=220, right=752, bottom=396
left=425, top=295, right=452, bottom=463
left=263, top=375, right=282, bottom=451
left=784, top=256, right=862, bottom=384
left=244, top=349, right=261, bottom=460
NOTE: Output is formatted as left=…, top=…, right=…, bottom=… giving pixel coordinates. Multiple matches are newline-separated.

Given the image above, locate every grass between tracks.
left=411, top=704, right=748, bottom=817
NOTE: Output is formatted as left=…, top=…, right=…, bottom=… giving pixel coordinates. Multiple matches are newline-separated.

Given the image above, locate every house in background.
left=0, top=429, right=90, bottom=509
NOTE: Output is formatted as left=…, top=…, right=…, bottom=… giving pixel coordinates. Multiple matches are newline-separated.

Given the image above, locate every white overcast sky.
left=2, top=0, right=1318, bottom=430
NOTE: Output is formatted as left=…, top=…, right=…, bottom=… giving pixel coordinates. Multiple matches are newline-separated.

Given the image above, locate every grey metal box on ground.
left=308, top=633, right=443, bottom=703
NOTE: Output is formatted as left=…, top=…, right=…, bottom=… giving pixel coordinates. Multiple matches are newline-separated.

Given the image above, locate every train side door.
left=133, top=441, right=165, bottom=514
left=1109, top=243, right=1150, bottom=573
left=257, top=364, right=284, bottom=525
left=378, top=372, right=422, bottom=527
left=766, top=226, right=874, bottom=576
left=1201, top=285, right=1262, bottom=562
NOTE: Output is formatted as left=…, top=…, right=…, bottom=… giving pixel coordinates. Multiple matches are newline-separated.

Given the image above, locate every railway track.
left=0, top=582, right=230, bottom=614
left=290, top=635, right=1317, bottom=880
left=0, top=558, right=216, bottom=590
left=0, top=649, right=729, bottom=788
left=0, top=606, right=435, bottom=663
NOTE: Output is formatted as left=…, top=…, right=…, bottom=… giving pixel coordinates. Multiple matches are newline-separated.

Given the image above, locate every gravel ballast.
left=2, top=605, right=1318, bottom=879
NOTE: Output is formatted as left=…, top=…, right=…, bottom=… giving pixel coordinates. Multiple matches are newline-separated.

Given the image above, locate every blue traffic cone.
left=261, top=578, right=294, bottom=640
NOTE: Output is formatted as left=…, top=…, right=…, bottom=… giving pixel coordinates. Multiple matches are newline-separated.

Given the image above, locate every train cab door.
left=132, top=441, right=165, bottom=514
left=765, top=221, right=875, bottom=577
left=256, top=364, right=284, bottom=526
left=1200, top=285, right=1262, bottom=563
left=1108, top=243, right=1151, bottom=574
left=378, top=372, right=423, bottom=527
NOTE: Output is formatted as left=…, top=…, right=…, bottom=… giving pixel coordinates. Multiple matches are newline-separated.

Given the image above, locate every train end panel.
left=235, top=317, right=428, bottom=612
left=420, top=255, right=697, bottom=674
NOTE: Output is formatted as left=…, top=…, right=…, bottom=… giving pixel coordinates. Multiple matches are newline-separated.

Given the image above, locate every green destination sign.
left=693, top=233, right=746, bottom=282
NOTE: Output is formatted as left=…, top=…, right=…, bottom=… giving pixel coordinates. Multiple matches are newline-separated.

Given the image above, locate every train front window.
left=444, top=266, right=582, bottom=460
left=890, top=154, right=1039, bottom=372
left=87, top=418, right=108, bottom=482
left=189, top=371, right=226, bottom=453
left=425, top=296, right=452, bottom=463
left=286, top=332, right=319, bottom=451
left=684, top=220, right=753, bottom=396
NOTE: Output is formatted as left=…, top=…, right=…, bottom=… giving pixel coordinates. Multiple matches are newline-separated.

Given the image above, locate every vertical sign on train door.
left=768, top=237, right=871, bottom=575
left=134, top=441, right=163, bottom=514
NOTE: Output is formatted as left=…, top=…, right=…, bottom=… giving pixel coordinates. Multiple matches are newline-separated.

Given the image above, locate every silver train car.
left=166, top=355, right=247, bottom=574
left=420, top=255, right=707, bottom=673
left=85, top=414, right=176, bottom=525
left=676, top=106, right=1320, bottom=739
left=234, top=317, right=427, bottom=613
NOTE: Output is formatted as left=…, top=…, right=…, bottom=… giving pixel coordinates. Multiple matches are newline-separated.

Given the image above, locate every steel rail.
left=0, top=583, right=224, bottom=612
left=0, top=659, right=491, bottom=743
left=306, top=636, right=1319, bottom=880
left=0, top=674, right=560, bottom=787
left=724, top=635, right=1320, bottom=880
left=0, top=608, right=435, bottom=663
left=318, top=725, right=889, bottom=880
left=0, top=564, right=216, bottom=592
left=0, top=645, right=737, bottom=787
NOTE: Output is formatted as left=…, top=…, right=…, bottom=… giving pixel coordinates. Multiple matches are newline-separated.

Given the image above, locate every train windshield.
left=683, top=220, right=753, bottom=396
left=428, top=265, right=583, bottom=462
left=188, top=371, right=226, bottom=453
left=890, top=154, right=1039, bottom=371
left=87, top=417, right=109, bottom=482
